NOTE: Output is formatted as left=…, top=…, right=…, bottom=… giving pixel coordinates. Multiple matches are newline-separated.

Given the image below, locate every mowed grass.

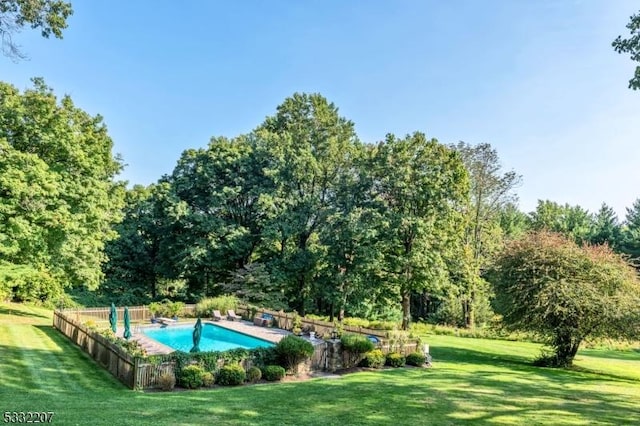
left=1, top=303, right=639, bottom=425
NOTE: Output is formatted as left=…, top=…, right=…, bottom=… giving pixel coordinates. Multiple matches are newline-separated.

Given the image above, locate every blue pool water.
left=142, top=323, right=274, bottom=352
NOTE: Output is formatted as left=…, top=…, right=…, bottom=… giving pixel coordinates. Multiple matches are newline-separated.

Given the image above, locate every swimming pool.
left=142, top=323, right=274, bottom=352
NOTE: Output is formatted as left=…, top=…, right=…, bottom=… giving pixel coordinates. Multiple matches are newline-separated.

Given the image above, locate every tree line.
left=2, top=81, right=640, bottom=334
left=98, top=93, right=640, bottom=330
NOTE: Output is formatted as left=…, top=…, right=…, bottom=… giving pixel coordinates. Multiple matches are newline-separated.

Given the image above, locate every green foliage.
left=201, top=371, right=215, bottom=387
left=156, top=373, right=176, bottom=391
left=489, top=231, right=640, bottom=366
left=359, top=349, right=385, bottom=369
left=246, top=366, right=262, bottom=383
left=178, top=365, right=205, bottom=389
left=194, top=295, right=239, bottom=317
left=216, top=364, right=246, bottom=386
left=588, top=203, right=621, bottom=248
left=385, top=352, right=406, bottom=368
left=529, top=201, right=593, bottom=244
left=342, top=317, right=397, bottom=330
left=612, top=11, right=640, bottom=90
left=451, top=142, right=521, bottom=328
left=0, top=263, right=63, bottom=303
left=223, top=263, right=287, bottom=310
left=97, top=329, right=147, bottom=358
left=406, top=352, right=426, bottom=366
left=148, top=299, right=184, bottom=318
left=0, top=0, right=73, bottom=59
left=0, top=80, right=125, bottom=300
left=372, top=132, right=469, bottom=329
left=261, top=365, right=286, bottom=381
left=275, top=335, right=314, bottom=371
left=250, top=346, right=278, bottom=368
left=340, top=334, right=374, bottom=354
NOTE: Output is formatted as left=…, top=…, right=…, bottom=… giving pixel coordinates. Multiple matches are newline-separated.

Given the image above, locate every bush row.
left=358, top=350, right=427, bottom=369
left=157, top=335, right=312, bottom=390
left=160, top=363, right=285, bottom=390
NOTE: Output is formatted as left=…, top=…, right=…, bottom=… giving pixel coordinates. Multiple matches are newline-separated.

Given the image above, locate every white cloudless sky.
left=3, top=0, right=639, bottom=219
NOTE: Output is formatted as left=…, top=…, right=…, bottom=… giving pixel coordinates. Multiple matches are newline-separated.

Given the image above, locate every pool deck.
left=123, top=318, right=318, bottom=356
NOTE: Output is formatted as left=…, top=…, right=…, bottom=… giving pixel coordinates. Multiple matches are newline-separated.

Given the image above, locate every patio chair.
left=227, top=309, right=242, bottom=321
left=212, top=310, right=223, bottom=321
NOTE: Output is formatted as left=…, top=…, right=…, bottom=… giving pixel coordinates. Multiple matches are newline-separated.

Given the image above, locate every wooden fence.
left=66, top=305, right=197, bottom=323
left=53, top=310, right=137, bottom=388
left=234, top=306, right=389, bottom=339
left=54, top=309, right=180, bottom=389
left=55, top=305, right=420, bottom=389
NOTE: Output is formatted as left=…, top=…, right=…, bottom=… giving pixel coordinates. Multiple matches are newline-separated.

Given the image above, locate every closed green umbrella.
left=123, top=307, right=132, bottom=340
left=109, top=303, right=117, bottom=334
left=190, top=317, right=202, bottom=353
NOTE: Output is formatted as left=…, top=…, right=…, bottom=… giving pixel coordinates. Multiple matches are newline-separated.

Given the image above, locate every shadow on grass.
left=432, top=344, right=640, bottom=385
left=577, top=348, right=640, bottom=361
left=0, top=325, right=125, bottom=397
left=0, top=305, right=50, bottom=320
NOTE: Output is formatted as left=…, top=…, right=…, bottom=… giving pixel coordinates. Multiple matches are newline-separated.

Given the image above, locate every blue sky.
left=3, top=0, right=640, bottom=218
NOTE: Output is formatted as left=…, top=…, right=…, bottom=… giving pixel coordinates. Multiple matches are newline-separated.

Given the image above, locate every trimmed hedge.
left=385, top=352, right=406, bottom=368
left=275, top=335, right=314, bottom=370
left=262, top=365, right=286, bottom=381
left=406, top=352, right=426, bottom=366
left=216, top=364, right=246, bottom=386
left=340, top=334, right=375, bottom=354
left=202, top=371, right=215, bottom=387
left=246, top=366, right=262, bottom=383
left=360, top=349, right=385, bottom=369
left=178, top=365, right=205, bottom=388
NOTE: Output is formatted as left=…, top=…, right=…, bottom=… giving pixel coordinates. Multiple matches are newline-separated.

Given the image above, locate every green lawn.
left=1, top=303, right=639, bottom=425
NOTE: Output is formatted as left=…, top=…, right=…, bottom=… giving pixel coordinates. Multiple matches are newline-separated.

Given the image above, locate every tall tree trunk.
left=465, top=286, right=476, bottom=329
left=401, top=289, right=411, bottom=330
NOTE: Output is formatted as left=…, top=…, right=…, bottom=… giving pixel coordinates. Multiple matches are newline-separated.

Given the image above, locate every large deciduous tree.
left=613, top=10, right=640, bottom=90
left=373, top=133, right=469, bottom=329
left=489, top=231, right=640, bottom=367
left=452, top=142, right=521, bottom=328
left=0, top=79, right=124, bottom=301
left=0, top=0, right=73, bottom=59
left=164, top=135, right=274, bottom=296
left=255, top=93, right=358, bottom=315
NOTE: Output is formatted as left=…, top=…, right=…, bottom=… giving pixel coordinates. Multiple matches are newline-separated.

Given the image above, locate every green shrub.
left=157, top=372, right=176, bottom=391
left=251, top=346, right=277, bottom=368
left=360, top=349, right=385, bottom=368
left=194, top=295, right=239, bottom=317
left=340, top=334, right=375, bottom=354
left=343, top=317, right=370, bottom=327
left=262, top=365, right=286, bottom=381
left=275, top=335, right=314, bottom=371
left=178, top=364, right=205, bottom=389
left=406, top=352, right=426, bottom=366
left=216, top=364, right=246, bottom=386
left=385, top=352, right=405, bottom=368
left=149, top=299, right=184, bottom=318
left=246, top=366, right=262, bottom=383
left=202, top=371, right=215, bottom=387
left=368, top=320, right=397, bottom=330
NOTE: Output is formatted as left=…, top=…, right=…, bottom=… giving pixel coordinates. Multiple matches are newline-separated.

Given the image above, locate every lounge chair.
left=227, top=310, right=242, bottom=321
left=156, top=317, right=177, bottom=325
left=212, top=310, right=223, bottom=321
